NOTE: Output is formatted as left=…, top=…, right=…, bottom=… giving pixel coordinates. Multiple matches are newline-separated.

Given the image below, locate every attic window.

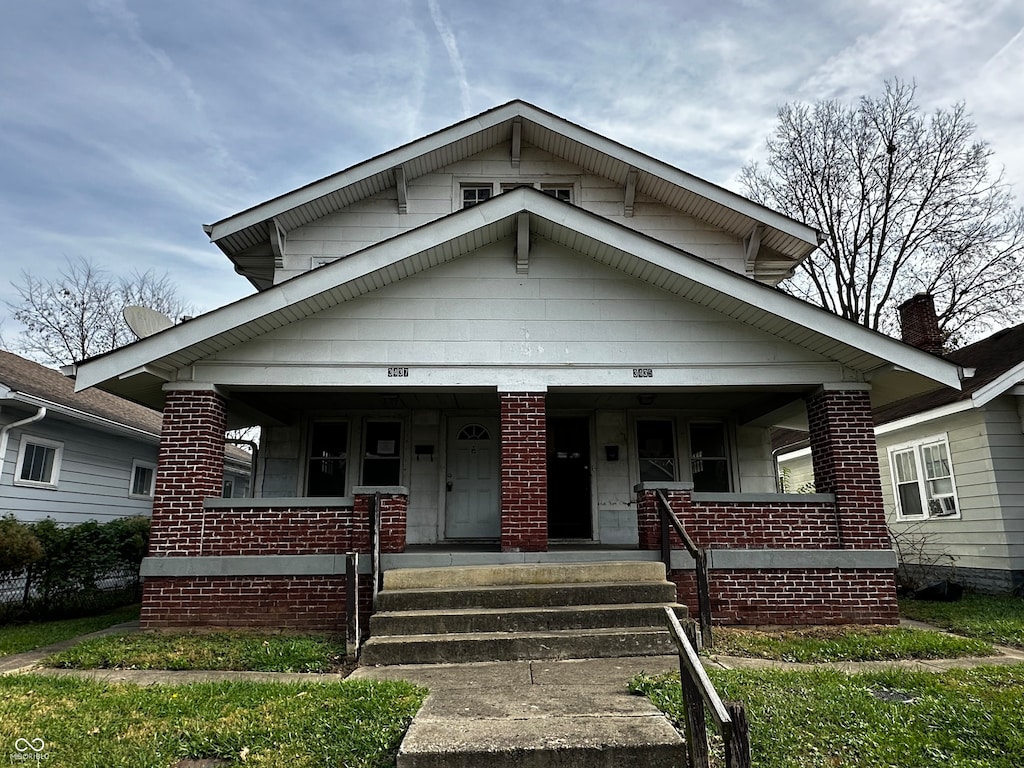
left=462, top=185, right=493, bottom=208
left=541, top=186, right=571, bottom=202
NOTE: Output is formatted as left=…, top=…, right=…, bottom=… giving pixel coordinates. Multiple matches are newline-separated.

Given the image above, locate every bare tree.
left=741, top=79, right=1024, bottom=346
left=8, top=255, right=192, bottom=366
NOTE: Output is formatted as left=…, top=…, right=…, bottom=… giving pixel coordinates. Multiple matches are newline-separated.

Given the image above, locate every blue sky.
left=2, top=0, right=1023, bottom=342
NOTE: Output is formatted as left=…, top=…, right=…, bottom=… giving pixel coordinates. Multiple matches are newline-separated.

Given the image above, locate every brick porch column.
left=150, top=387, right=227, bottom=556
left=805, top=385, right=889, bottom=549
left=500, top=391, right=548, bottom=552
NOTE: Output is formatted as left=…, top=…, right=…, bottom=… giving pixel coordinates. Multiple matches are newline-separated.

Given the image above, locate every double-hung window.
left=15, top=436, right=63, bottom=488
left=461, top=184, right=493, bottom=208
left=362, top=421, right=402, bottom=486
left=689, top=422, right=731, bottom=492
left=888, top=435, right=959, bottom=519
left=635, top=419, right=732, bottom=490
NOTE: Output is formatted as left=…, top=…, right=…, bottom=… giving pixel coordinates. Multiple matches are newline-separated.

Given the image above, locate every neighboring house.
left=71, top=101, right=963, bottom=630
left=0, top=350, right=251, bottom=524
left=779, top=294, right=1024, bottom=595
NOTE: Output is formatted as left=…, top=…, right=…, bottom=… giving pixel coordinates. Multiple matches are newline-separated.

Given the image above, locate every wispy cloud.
left=427, top=0, right=472, bottom=117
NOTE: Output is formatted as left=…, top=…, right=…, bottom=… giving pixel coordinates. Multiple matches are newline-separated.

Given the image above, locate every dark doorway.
left=546, top=416, right=592, bottom=539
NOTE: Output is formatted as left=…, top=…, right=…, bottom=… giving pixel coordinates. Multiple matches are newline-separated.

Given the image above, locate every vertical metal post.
left=346, top=552, right=360, bottom=660
left=660, top=508, right=672, bottom=575
left=695, top=549, right=713, bottom=649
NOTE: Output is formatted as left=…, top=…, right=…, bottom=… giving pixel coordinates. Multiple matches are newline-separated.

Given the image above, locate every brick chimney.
left=898, top=293, right=943, bottom=354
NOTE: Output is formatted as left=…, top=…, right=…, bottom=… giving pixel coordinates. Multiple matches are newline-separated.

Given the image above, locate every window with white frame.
left=130, top=460, right=156, bottom=497
left=636, top=419, right=677, bottom=482
left=362, top=420, right=402, bottom=486
left=15, top=436, right=63, bottom=488
left=888, top=435, right=959, bottom=519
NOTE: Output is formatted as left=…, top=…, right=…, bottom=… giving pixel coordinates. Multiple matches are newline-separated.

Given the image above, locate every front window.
left=888, top=435, right=959, bottom=519
left=15, top=437, right=62, bottom=488
left=362, top=421, right=402, bottom=486
left=637, top=419, right=676, bottom=482
left=307, top=421, right=349, bottom=496
left=689, top=422, right=731, bottom=492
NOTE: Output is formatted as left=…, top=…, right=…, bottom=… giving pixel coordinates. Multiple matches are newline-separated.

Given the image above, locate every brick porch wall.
left=500, top=392, right=548, bottom=552
left=670, top=569, right=899, bottom=625
left=141, top=575, right=374, bottom=633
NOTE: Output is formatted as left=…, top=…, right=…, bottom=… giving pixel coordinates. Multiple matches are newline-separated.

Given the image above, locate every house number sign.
left=632, top=368, right=653, bottom=378
left=387, top=367, right=410, bottom=377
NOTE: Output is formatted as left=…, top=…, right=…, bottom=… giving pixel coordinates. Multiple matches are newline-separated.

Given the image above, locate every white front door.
left=445, top=417, right=500, bottom=539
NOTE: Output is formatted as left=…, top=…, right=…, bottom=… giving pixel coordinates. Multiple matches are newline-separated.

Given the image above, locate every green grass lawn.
left=46, top=630, right=350, bottom=673
left=710, top=624, right=994, bottom=662
left=900, top=593, right=1024, bottom=648
left=0, top=604, right=140, bottom=657
left=632, top=665, right=1024, bottom=767
left=0, top=674, right=425, bottom=768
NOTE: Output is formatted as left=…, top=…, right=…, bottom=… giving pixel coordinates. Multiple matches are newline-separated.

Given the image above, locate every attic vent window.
left=462, top=185, right=493, bottom=208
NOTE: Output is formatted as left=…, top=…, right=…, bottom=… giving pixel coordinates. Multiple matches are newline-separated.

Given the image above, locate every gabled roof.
left=76, top=187, right=961, bottom=411
left=1, top=349, right=162, bottom=437
left=207, top=100, right=821, bottom=290
left=874, top=322, right=1024, bottom=424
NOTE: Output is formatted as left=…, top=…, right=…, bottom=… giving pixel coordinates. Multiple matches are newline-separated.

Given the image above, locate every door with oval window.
left=445, top=418, right=500, bottom=539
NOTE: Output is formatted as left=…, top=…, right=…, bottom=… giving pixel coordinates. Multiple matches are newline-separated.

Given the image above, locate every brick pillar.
left=500, top=391, right=548, bottom=552
left=806, top=387, right=889, bottom=549
left=354, top=490, right=407, bottom=553
left=150, top=389, right=227, bottom=556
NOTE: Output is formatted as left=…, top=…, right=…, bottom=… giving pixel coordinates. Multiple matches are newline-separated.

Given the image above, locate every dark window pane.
left=308, top=422, right=348, bottom=496
left=637, top=420, right=675, bottom=482
left=21, top=443, right=55, bottom=483
left=363, top=422, right=401, bottom=486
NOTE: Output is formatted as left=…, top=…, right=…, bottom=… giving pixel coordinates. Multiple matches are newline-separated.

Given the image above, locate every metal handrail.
left=655, top=489, right=713, bottom=648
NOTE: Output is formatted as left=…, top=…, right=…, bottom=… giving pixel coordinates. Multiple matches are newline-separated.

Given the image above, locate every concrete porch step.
left=383, top=560, right=668, bottom=590
left=359, top=625, right=677, bottom=666
left=370, top=602, right=688, bottom=636
left=375, top=581, right=678, bottom=612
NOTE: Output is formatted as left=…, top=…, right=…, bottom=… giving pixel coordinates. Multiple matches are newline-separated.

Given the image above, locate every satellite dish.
left=124, top=306, right=174, bottom=339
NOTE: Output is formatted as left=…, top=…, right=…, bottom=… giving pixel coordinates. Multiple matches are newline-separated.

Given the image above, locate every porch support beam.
left=394, top=165, right=408, bottom=213
left=515, top=211, right=530, bottom=274
left=624, top=168, right=639, bottom=217
left=511, top=116, right=522, bottom=168
left=269, top=218, right=287, bottom=269
left=744, top=224, right=764, bottom=271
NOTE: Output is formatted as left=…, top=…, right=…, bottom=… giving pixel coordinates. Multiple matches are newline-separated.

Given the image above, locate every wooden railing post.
left=694, top=549, right=713, bottom=650
left=664, top=607, right=747, bottom=768
left=681, top=619, right=710, bottom=768
left=724, top=702, right=752, bottom=768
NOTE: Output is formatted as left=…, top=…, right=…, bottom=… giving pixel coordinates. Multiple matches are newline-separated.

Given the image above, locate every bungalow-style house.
left=1, top=350, right=251, bottom=524
left=70, top=101, right=964, bottom=631
left=779, top=294, right=1024, bottom=595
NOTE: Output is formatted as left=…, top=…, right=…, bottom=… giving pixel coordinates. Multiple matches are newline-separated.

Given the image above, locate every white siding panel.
left=209, top=242, right=831, bottom=373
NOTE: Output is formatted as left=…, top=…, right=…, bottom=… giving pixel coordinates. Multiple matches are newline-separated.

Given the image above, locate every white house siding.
left=211, top=241, right=832, bottom=373
left=275, top=144, right=746, bottom=283
left=0, top=410, right=155, bottom=524
left=878, top=409, right=1014, bottom=585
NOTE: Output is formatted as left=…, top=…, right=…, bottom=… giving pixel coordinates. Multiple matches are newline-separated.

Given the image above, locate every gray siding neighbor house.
left=778, top=295, right=1024, bottom=594
left=1, top=350, right=250, bottom=524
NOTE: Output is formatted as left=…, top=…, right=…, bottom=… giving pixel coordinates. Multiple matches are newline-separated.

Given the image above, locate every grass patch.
left=0, top=673, right=425, bottom=767
left=46, top=630, right=349, bottom=673
left=632, top=665, right=1024, bottom=767
left=710, top=624, right=994, bottom=662
left=0, top=604, right=139, bottom=657
left=901, top=593, right=1024, bottom=648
